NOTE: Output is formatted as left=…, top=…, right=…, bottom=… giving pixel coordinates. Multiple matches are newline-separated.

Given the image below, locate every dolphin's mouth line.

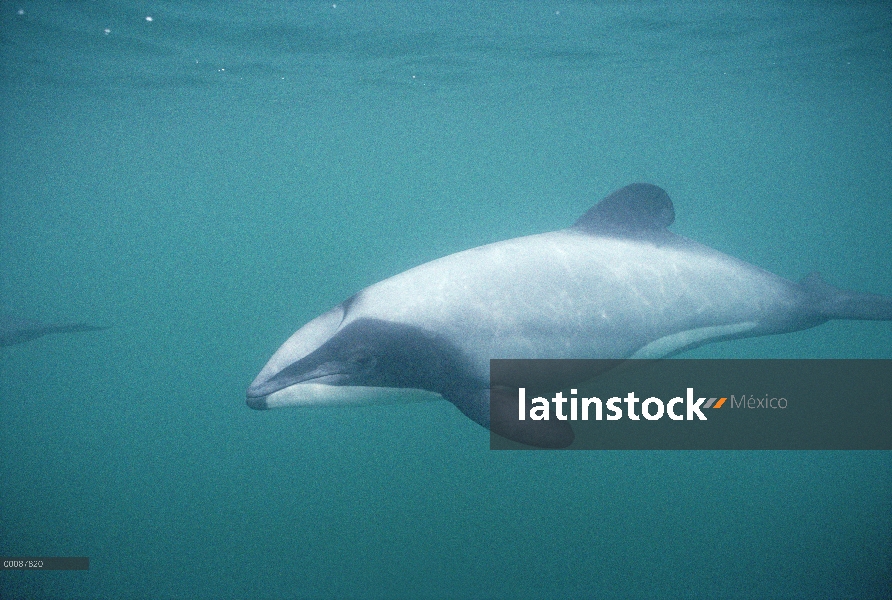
left=246, top=371, right=349, bottom=399
left=246, top=377, right=342, bottom=410
left=246, top=380, right=446, bottom=411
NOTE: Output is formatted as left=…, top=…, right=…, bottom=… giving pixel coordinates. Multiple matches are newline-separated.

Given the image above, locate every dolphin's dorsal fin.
left=572, top=183, right=675, bottom=238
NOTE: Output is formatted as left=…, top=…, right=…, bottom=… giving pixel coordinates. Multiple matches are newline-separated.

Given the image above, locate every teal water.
left=1, top=2, right=890, bottom=598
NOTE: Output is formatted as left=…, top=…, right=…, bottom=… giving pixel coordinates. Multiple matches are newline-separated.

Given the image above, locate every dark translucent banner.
left=489, top=359, right=891, bottom=450
left=1, top=557, right=89, bottom=570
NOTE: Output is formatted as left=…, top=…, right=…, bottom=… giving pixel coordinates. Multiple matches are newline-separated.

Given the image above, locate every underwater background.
left=1, top=1, right=890, bottom=598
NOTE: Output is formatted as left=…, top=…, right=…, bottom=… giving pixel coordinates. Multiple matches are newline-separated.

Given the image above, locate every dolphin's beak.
left=245, top=394, right=269, bottom=410
left=246, top=358, right=359, bottom=411
left=246, top=375, right=274, bottom=409
left=246, top=304, right=349, bottom=410
left=245, top=367, right=354, bottom=410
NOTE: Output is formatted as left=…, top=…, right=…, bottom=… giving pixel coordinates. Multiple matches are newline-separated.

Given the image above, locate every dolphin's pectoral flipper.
left=800, top=272, right=892, bottom=322
left=444, top=387, right=575, bottom=449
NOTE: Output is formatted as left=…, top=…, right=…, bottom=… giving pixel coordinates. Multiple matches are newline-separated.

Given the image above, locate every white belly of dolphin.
left=261, top=383, right=443, bottom=409
left=629, top=321, right=759, bottom=359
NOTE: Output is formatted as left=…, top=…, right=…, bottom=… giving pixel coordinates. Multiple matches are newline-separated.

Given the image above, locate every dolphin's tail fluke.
left=801, top=272, right=892, bottom=321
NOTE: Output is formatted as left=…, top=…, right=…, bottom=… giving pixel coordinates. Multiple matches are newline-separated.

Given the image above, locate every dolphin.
left=0, top=315, right=108, bottom=347
left=246, top=183, right=892, bottom=447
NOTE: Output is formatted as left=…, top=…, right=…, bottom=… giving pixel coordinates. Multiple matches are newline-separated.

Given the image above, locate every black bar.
left=1, top=557, right=89, bottom=570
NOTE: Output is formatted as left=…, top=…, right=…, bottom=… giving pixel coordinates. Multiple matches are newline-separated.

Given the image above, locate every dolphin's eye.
left=351, top=354, right=376, bottom=370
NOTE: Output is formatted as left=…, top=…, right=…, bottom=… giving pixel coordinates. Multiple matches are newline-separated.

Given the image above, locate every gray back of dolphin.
left=247, top=183, right=892, bottom=447
left=0, top=315, right=108, bottom=347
